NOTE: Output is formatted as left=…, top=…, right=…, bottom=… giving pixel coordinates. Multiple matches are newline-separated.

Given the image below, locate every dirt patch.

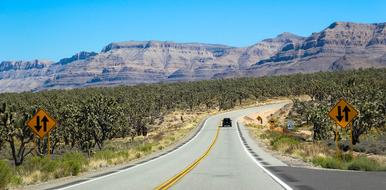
left=242, top=100, right=315, bottom=168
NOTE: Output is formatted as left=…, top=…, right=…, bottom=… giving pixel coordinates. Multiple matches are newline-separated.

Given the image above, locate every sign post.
left=328, top=98, right=358, bottom=157
left=334, top=125, right=341, bottom=157
left=48, top=132, right=51, bottom=159
left=348, top=123, right=354, bottom=155
left=27, top=108, right=57, bottom=159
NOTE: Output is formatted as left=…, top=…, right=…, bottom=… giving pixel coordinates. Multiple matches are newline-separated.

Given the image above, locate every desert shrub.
left=60, top=152, right=87, bottom=176
left=175, top=123, right=184, bottom=128
left=0, top=160, right=13, bottom=189
left=136, top=143, right=153, bottom=153
left=168, top=136, right=176, bottom=142
left=41, top=159, right=60, bottom=173
left=10, top=175, right=22, bottom=186
left=352, top=138, right=386, bottom=155
left=271, top=136, right=300, bottom=148
left=21, top=156, right=60, bottom=177
left=270, top=135, right=301, bottom=154
left=340, top=153, right=353, bottom=162
left=259, top=131, right=282, bottom=140
left=353, top=146, right=366, bottom=153
left=22, top=156, right=47, bottom=173
left=93, top=150, right=116, bottom=161
left=93, top=150, right=129, bottom=164
left=312, top=156, right=344, bottom=169
left=153, top=131, right=164, bottom=141
left=347, top=156, right=383, bottom=171
left=293, top=142, right=331, bottom=160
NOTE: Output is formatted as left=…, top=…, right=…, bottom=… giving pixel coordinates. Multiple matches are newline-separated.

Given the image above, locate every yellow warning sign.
left=27, top=108, right=57, bottom=139
left=328, top=98, right=358, bottom=128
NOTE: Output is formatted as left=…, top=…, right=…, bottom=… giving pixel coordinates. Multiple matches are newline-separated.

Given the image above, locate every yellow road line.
left=154, top=126, right=220, bottom=190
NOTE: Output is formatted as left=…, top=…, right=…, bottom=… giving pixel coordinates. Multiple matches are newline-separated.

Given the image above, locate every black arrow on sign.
left=34, top=116, right=42, bottom=132
left=42, top=116, right=49, bottom=132
left=343, top=106, right=350, bottom=122
left=336, top=106, right=344, bottom=122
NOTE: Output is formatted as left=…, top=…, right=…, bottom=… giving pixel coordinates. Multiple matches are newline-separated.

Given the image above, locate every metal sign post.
left=48, top=132, right=51, bottom=159
left=349, top=123, right=353, bottom=155
left=334, top=125, right=341, bottom=157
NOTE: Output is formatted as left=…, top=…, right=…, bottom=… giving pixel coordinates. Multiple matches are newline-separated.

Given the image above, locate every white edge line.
left=236, top=121, right=293, bottom=190
left=56, top=119, right=209, bottom=190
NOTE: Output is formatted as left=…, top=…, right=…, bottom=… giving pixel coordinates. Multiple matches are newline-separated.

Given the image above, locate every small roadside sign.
left=287, top=119, right=294, bottom=130
left=256, top=116, right=263, bottom=124
left=27, top=108, right=57, bottom=139
left=328, top=98, right=358, bottom=128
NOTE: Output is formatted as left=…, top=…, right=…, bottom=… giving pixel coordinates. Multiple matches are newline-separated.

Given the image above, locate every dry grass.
left=88, top=159, right=108, bottom=170
left=22, top=170, right=42, bottom=185
left=246, top=121, right=386, bottom=171
left=290, top=142, right=332, bottom=161
left=248, top=118, right=337, bottom=162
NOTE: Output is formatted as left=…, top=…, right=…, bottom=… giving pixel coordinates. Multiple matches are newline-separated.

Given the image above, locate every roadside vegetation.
left=243, top=68, right=385, bottom=171
left=0, top=109, right=211, bottom=188
left=252, top=125, right=386, bottom=171
left=0, top=68, right=385, bottom=188
left=246, top=87, right=386, bottom=172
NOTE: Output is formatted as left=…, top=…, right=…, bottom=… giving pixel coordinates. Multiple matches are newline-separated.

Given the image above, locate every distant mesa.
left=0, top=21, right=385, bottom=92
left=57, top=51, right=97, bottom=65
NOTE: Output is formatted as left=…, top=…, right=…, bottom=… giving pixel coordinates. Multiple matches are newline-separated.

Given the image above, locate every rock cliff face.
left=0, top=22, right=385, bottom=92
left=245, top=22, right=386, bottom=76
left=0, top=60, right=53, bottom=92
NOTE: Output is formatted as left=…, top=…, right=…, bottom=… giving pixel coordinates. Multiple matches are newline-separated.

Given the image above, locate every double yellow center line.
left=155, top=126, right=220, bottom=190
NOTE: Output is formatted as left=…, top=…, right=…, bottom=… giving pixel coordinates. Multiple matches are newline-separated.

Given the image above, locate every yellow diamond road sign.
left=27, top=108, right=57, bottom=139
left=328, top=98, right=358, bottom=128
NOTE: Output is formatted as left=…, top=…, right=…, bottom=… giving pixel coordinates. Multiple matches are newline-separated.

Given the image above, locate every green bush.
left=21, top=156, right=60, bottom=178
left=340, top=153, right=353, bottom=162
left=271, top=135, right=300, bottom=151
left=312, top=156, right=344, bottom=169
left=168, top=137, right=176, bottom=142
left=60, top=152, right=87, bottom=176
left=260, top=131, right=282, bottom=140
left=93, top=150, right=116, bottom=160
left=0, top=160, right=13, bottom=189
left=312, top=155, right=385, bottom=171
left=22, top=156, right=47, bottom=173
left=10, top=175, right=22, bottom=186
left=41, top=159, right=60, bottom=173
left=347, top=156, right=383, bottom=171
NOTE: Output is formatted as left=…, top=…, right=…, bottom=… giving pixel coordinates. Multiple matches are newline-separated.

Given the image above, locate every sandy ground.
left=241, top=99, right=314, bottom=168
left=240, top=109, right=277, bottom=126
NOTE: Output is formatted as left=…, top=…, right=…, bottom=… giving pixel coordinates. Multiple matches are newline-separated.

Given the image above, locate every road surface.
left=44, top=102, right=386, bottom=190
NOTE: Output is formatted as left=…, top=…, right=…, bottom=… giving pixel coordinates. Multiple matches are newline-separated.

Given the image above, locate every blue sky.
left=0, top=0, right=385, bottom=61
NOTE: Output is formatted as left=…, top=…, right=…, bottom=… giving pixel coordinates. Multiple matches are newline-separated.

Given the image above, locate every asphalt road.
left=47, top=102, right=386, bottom=190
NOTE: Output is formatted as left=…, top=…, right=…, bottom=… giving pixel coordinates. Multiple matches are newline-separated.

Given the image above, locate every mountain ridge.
left=1, top=21, right=385, bottom=92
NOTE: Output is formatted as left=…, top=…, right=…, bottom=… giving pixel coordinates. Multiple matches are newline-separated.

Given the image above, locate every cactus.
left=0, top=102, right=34, bottom=166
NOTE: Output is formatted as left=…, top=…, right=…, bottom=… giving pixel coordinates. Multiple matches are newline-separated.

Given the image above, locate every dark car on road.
left=222, top=118, right=232, bottom=127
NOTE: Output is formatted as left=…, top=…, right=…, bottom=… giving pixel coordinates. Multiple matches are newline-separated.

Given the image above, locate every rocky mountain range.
left=1, top=21, right=385, bottom=92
